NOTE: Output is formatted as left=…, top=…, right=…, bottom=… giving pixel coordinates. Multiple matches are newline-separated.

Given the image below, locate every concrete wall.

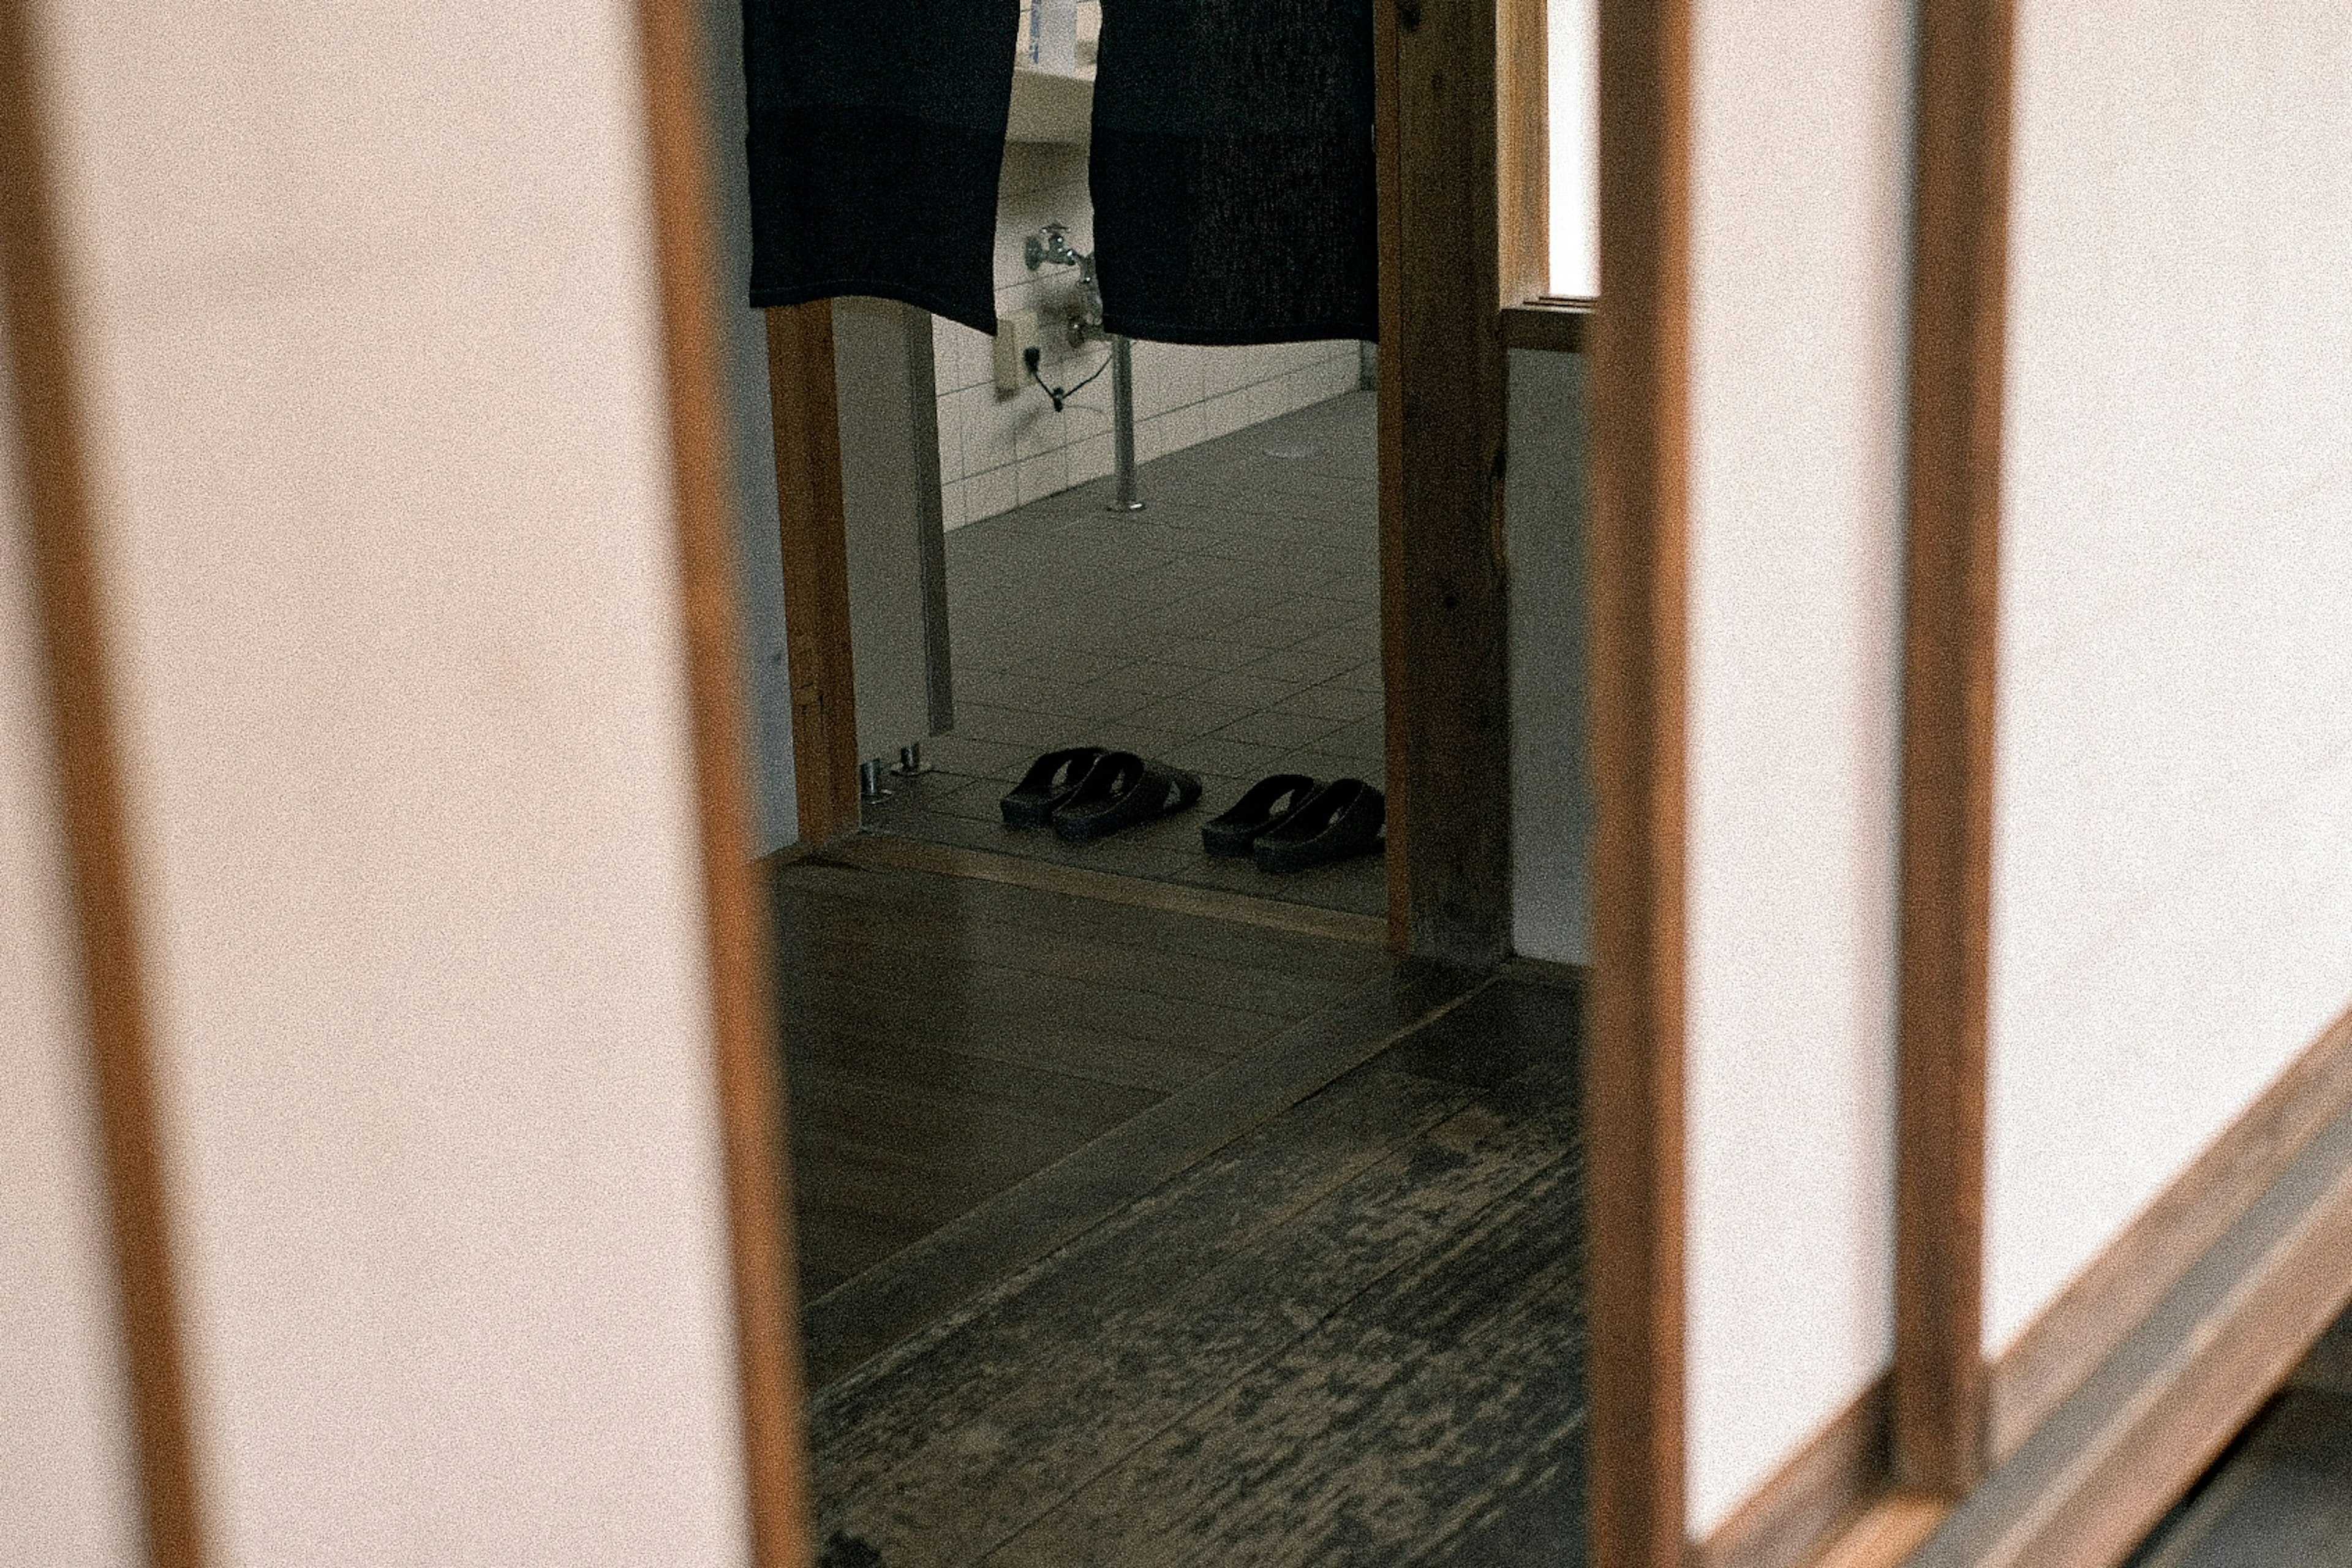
left=1984, top=0, right=2352, bottom=1355
left=1681, top=0, right=1915, bottom=1534
left=23, top=0, right=758, bottom=1560
left=0, top=303, right=146, bottom=1568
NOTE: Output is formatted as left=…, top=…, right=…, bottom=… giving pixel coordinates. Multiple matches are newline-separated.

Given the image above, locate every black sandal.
left=1050, top=752, right=1204, bottom=842
left=1000, top=747, right=1108, bottom=827
left=1252, top=778, right=1385, bottom=872
left=1200, top=774, right=1318, bottom=857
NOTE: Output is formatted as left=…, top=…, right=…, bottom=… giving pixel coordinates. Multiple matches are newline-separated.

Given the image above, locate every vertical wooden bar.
left=1892, top=0, right=2015, bottom=1501
left=1498, top=0, right=1552, bottom=309
left=0, top=5, right=209, bottom=1563
left=1374, top=0, right=1515, bottom=967
left=1587, top=0, right=1693, bottom=1562
left=766, top=302, right=862, bottom=846
left=633, top=1, right=815, bottom=1562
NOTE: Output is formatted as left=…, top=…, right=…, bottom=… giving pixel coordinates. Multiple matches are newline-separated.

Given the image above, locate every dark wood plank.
left=1588, top=0, right=1694, bottom=1564
left=1990, top=1005, right=2352, bottom=1464
left=0, top=10, right=209, bottom=1562
left=1893, top=0, right=2016, bottom=1497
left=778, top=874, right=1370, bottom=1019
left=777, top=946, right=1297, bottom=1055
left=830, top=834, right=1390, bottom=951
left=816, top=1086, right=1572, bottom=1566
left=799, top=964, right=1491, bottom=1388
left=810, top=1061, right=1485, bottom=1512
left=984, top=1155, right=1584, bottom=1568
left=780, top=1010, right=1230, bottom=1097
left=1502, top=300, right=1595, bottom=354
left=803, top=984, right=1580, bottom=1567
left=767, top=300, right=862, bottom=843
left=786, top=855, right=1389, bottom=983
left=1376, top=0, right=1515, bottom=963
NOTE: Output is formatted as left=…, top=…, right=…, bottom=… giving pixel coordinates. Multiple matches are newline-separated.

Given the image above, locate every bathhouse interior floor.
left=863, top=390, right=1388, bottom=921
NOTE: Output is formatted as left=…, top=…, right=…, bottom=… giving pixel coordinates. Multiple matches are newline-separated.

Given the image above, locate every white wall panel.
left=1986, top=1, right=2352, bottom=1355
left=31, top=1, right=755, bottom=1562
left=1683, top=0, right=1913, bottom=1533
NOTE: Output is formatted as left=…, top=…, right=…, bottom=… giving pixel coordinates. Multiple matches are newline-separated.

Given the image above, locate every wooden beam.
left=1587, top=0, right=1692, bottom=1563
left=1374, top=0, right=1515, bottom=965
left=1892, top=0, right=2016, bottom=1498
left=633, top=4, right=814, bottom=1566
left=0, top=6, right=211, bottom=1563
left=766, top=302, right=863, bottom=846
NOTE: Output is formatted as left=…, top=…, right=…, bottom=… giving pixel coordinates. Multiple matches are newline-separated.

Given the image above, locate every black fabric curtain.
left=1088, top=0, right=1379, bottom=345
left=741, top=0, right=1020, bottom=334
left=739, top=0, right=1378, bottom=346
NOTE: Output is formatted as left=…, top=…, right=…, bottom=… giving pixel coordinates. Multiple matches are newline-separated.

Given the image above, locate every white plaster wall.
left=1683, top=0, right=1914, bottom=1534
left=1507, top=348, right=1593, bottom=967
left=1985, top=2, right=2352, bottom=1355
left=934, top=138, right=1364, bottom=526
left=31, top=1, right=755, bottom=1562
left=0, top=312, right=145, bottom=1568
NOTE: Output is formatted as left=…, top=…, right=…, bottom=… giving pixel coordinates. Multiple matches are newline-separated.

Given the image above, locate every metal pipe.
left=1107, top=334, right=1144, bottom=513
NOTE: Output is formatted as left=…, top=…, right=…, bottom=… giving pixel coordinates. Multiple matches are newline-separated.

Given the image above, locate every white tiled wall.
left=933, top=141, right=1366, bottom=529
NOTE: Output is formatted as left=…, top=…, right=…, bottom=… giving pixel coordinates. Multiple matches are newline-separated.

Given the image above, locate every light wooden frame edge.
left=0, top=7, right=210, bottom=1565
left=631, top=1, right=814, bottom=1563
left=1587, top=0, right=1693, bottom=1565
left=1891, top=0, right=2016, bottom=1499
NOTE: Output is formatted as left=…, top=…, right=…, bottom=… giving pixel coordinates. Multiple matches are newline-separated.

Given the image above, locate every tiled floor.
left=865, top=390, right=1386, bottom=918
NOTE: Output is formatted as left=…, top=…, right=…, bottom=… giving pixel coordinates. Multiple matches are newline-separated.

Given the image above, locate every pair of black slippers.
left=1000, top=747, right=1204, bottom=841
left=1201, top=774, right=1385, bottom=872
left=1001, top=747, right=1384, bottom=873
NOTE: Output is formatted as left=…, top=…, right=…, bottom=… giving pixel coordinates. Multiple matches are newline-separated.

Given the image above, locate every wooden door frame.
left=762, top=4, right=1570, bottom=969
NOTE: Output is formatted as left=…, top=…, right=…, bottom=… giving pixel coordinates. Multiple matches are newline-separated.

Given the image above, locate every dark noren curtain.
left=741, top=0, right=1020, bottom=334
left=1088, top=0, right=1379, bottom=345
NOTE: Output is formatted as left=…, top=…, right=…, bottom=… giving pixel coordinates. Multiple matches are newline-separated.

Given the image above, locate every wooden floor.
left=804, top=973, right=1586, bottom=1568
left=768, top=853, right=1389, bottom=1303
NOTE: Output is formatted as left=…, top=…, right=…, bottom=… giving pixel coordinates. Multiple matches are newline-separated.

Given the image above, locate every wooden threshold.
left=1900, top=1088, right=2352, bottom=1568
left=1987, top=1003, right=2352, bottom=1464
left=1504, top=299, right=1596, bottom=354
left=820, top=832, right=1390, bottom=949
left=800, top=962, right=1493, bottom=1386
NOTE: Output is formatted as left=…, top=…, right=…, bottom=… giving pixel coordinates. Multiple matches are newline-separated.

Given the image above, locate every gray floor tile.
left=887, top=390, right=1387, bottom=917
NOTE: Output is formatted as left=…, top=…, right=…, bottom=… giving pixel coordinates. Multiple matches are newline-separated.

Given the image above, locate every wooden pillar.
left=765, top=302, right=862, bottom=846
left=1375, top=0, right=1515, bottom=967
